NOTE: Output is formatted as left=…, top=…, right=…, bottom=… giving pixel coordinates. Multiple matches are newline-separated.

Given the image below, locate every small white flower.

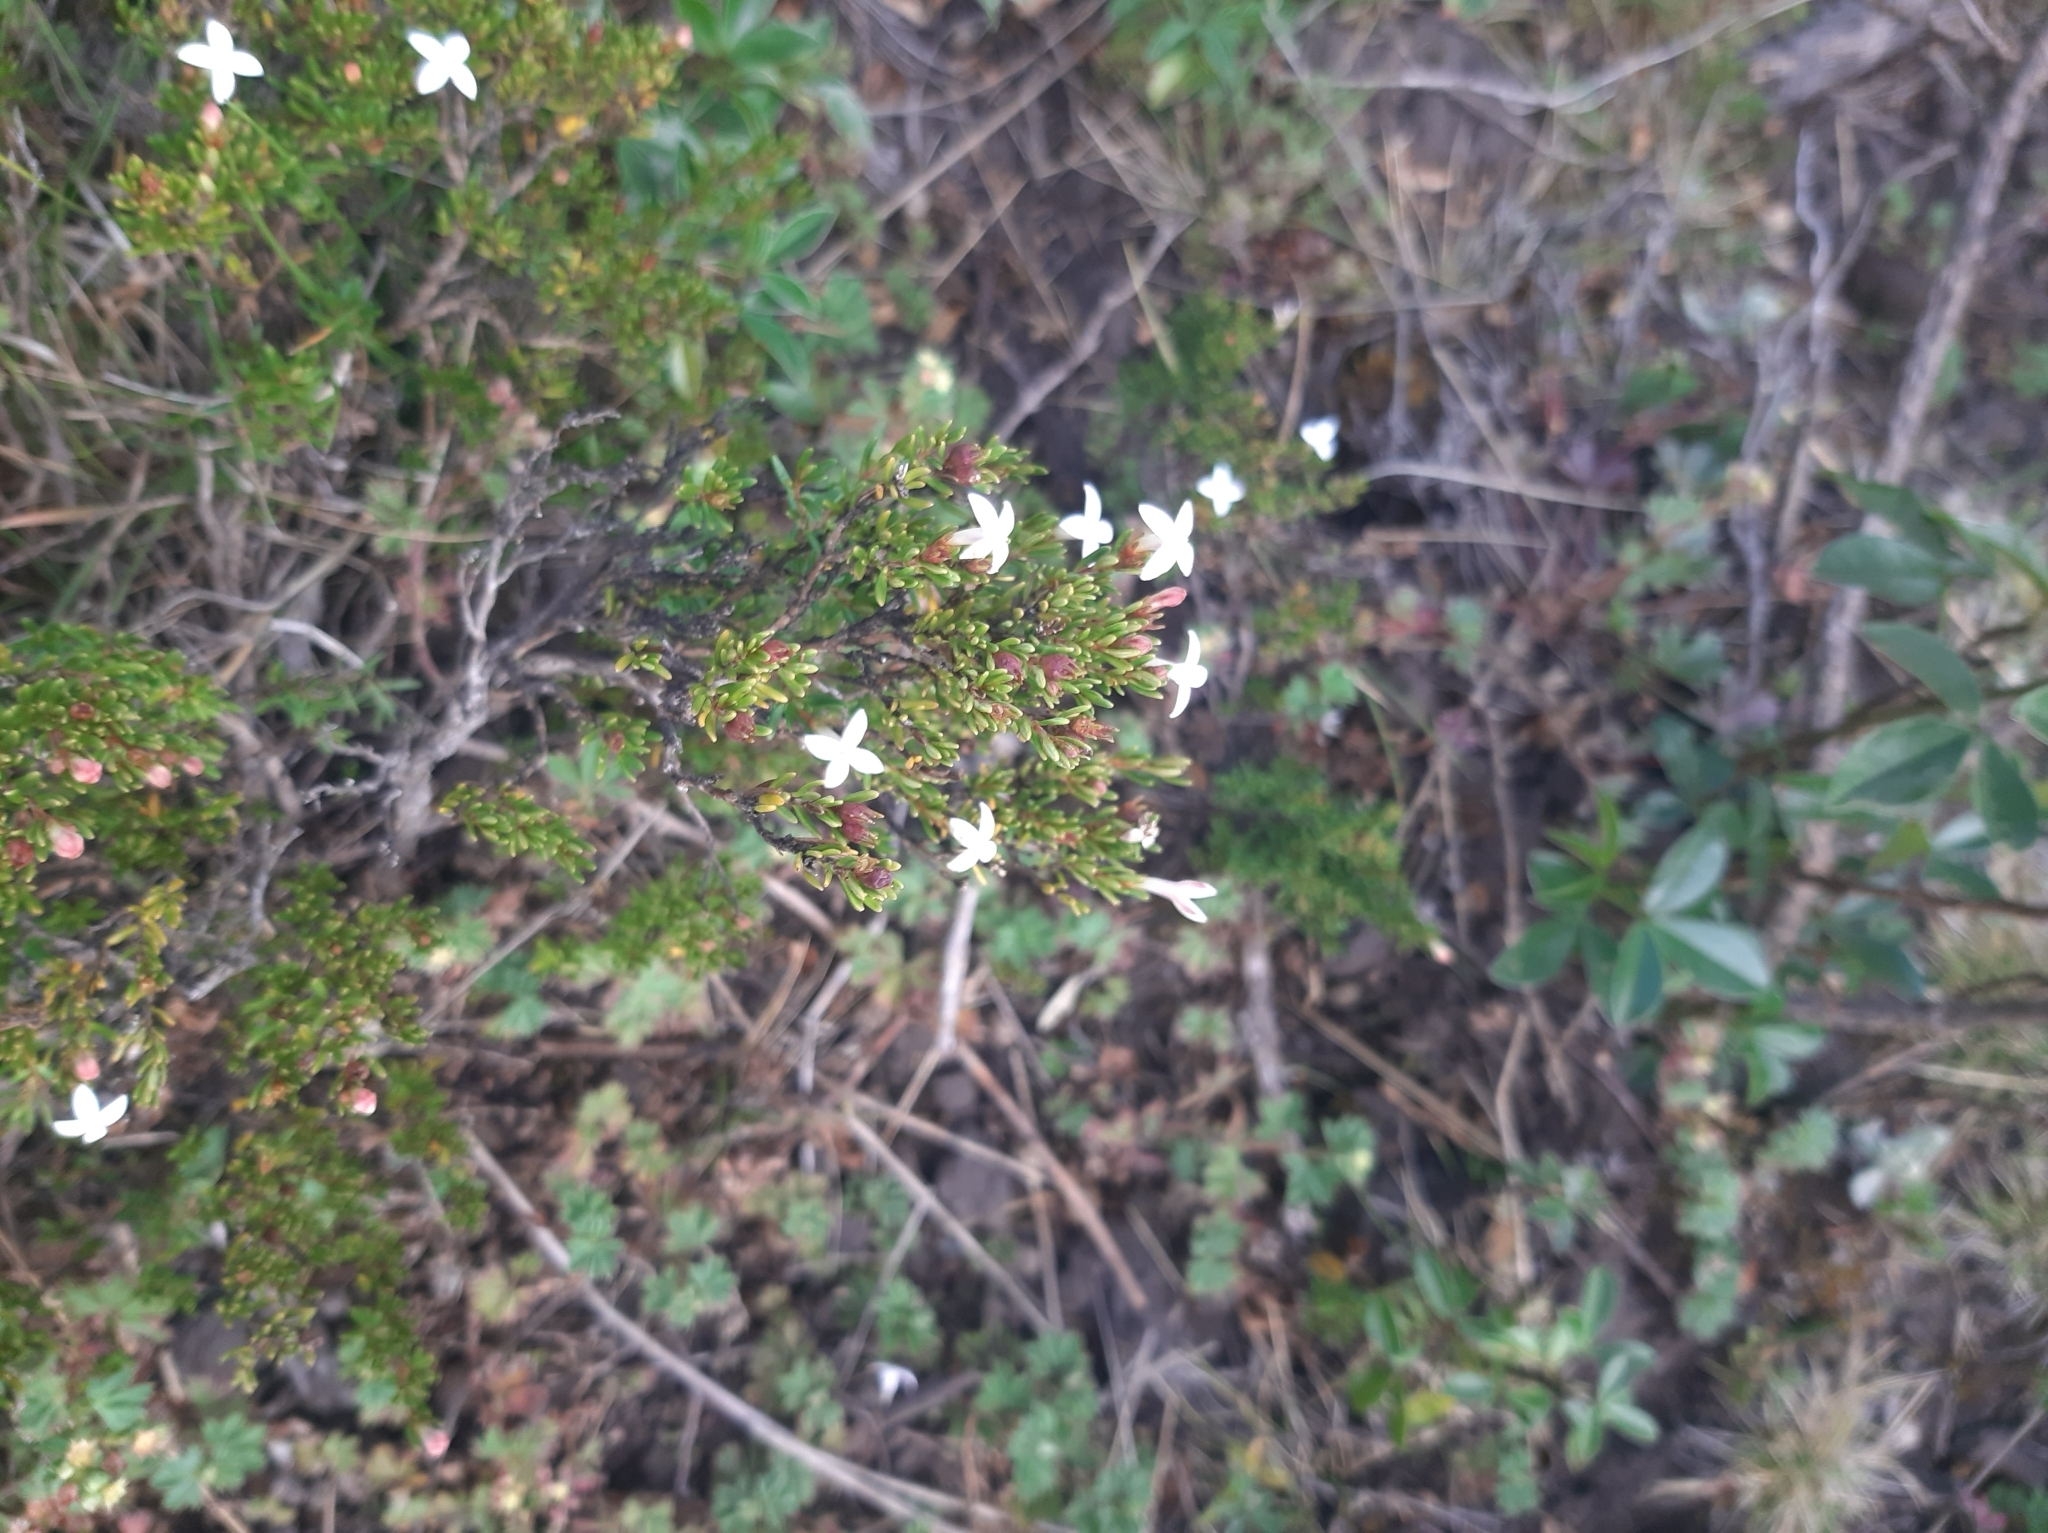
left=1136, top=500, right=1195, bottom=582
left=176, top=20, right=264, bottom=104
left=802, top=708, right=885, bottom=789
left=1138, top=876, right=1217, bottom=924
left=52, top=1084, right=129, bottom=1145
left=946, top=801, right=999, bottom=873
left=1123, top=815, right=1160, bottom=849
left=1195, top=463, right=1244, bottom=518
left=874, top=1362, right=919, bottom=1403
left=1058, top=483, right=1114, bottom=557
left=408, top=30, right=477, bottom=100
left=1299, top=416, right=1340, bottom=462
left=1159, top=633, right=1209, bottom=719
left=951, top=493, right=1015, bottom=574
left=1271, top=297, right=1301, bottom=331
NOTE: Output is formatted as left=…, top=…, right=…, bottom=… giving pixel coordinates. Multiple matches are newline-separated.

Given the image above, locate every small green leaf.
left=201, top=1414, right=269, bottom=1492
left=1642, top=824, right=1727, bottom=917
left=1862, top=623, right=1981, bottom=713
left=86, top=1372, right=154, bottom=1433
left=1649, top=918, right=1771, bottom=998
left=762, top=205, right=836, bottom=265
left=1578, top=1265, right=1618, bottom=1333
left=1758, top=1106, right=1840, bottom=1172
left=1606, top=922, right=1664, bottom=1026
left=1813, top=534, right=1951, bottom=606
left=1488, top=918, right=1580, bottom=988
left=1827, top=717, right=1973, bottom=807
left=1602, top=1399, right=1661, bottom=1445
left=1975, top=738, right=2040, bottom=849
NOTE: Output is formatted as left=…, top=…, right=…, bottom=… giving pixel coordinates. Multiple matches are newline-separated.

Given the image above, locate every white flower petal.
left=846, top=747, right=884, bottom=777
left=1299, top=416, right=1340, bottom=462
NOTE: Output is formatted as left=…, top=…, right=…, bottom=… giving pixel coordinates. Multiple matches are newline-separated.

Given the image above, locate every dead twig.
left=1287, top=1001, right=1504, bottom=1161
left=954, top=1042, right=1151, bottom=1310
left=936, top=879, right=980, bottom=1054
left=465, top=1130, right=971, bottom=1532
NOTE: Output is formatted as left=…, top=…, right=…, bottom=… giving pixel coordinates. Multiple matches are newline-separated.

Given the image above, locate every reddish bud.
left=837, top=803, right=882, bottom=844
left=69, top=703, right=94, bottom=720
left=50, top=825, right=84, bottom=860
left=1118, top=634, right=1155, bottom=655
left=672, top=22, right=694, bottom=48
left=74, top=1056, right=100, bottom=1082
left=856, top=866, right=894, bottom=891
left=5, top=839, right=31, bottom=869
left=199, top=101, right=223, bottom=134
left=69, top=758, right=103, bottom=785
left=761, top=639, right=794, bottom=663
left=1039, top=654, right=1078, bottom=680
left=1136, top=585, right=1188, bottom=614
left=343, top=60, right=363, bottom=83
left=145, top=763, right=174, bottom=790
left=422, top=1429, right=452, bottom=1460
left=993, top=652, right=1024, bottom=680
left=181, top=756, right=205, bottom=776
left=1114, top=540, right=1149, bottom=570
left=1066, top=717, right=1114, bottom=740
left=920, top=537, right=954, bottom=564
left=486, top=376, right=517, bottom=409
left=941, top=442, right=982, bottom=486
left=346, top=1087, right=378, bottom=1116
left=723, top=712, right=757, bottom=743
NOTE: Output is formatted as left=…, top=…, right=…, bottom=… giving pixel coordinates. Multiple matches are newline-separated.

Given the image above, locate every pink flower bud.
left=422, top=1428, right=452, bottom=1459
left=75, top=1056, right=101, bottom=1082
left=1136, top=585, right=1189, bottom=614
left=199, top=101, right=223, bottom=132
left=145, top=764, right=175, bottom=789
left=50, top=826, right=84, bottom=860
left=1039, top=654, right=1078, bottom=680
left=69, top=758, right=103, bottom=785
left=5, top=840, right=31, bottom=869
left=181, top=757, right=205, bottom=776
left=346, top=1088, right=377, bottom=1116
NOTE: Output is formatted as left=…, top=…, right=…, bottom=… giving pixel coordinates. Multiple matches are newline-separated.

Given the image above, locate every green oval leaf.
left=1643, top=824, right=1728, bottom=917
left=1813, top=534, right=1951, bottom=606
left=1826, top=716, right=1973, bottom=807
left=1862, top=622, right=1981, bottom=713
left=1648, top=917, right=1772, bottom=998
left=1973, top=738, right=2039, bottom=849
left=1487, top=917, right=1580, bottom=988
left=1606, top=921, right=1663, bottom=1026
left=2014, top=686, right=2048, bottom=744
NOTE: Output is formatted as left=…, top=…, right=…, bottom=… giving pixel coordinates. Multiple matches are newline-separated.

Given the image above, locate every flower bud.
left=5, top=839, right=31, bottom=869
left=50, top=826, right=84, bottom=860
left=723, top=712, right=756, bottom=743
left=423, top=1428, right=452, bottom=1459
left=920, top=537, right=953, bottom=564
left=182, top=756, right=205, bottom=776
left=1117, top=634, right=1155, bottom=655
left=1135, top=585, right=1188, bottom=614
left=992, top=652, right=1023, bottom=680
left=1114, top=539, right=1149, bottom=570
left=69, top=703, right=94, bottom=720
left=75, top=1056, right=100, bottom=1082
left=343, top=60, right=363, bottom=83
left=69, top=758, right=103, bottom=785
left=941, top=442, right=982, bottom=486
left=199, top=101, right=224, bottom=134
left=856, top=866, right=894, bottom=891
left=837, top=803, right=882, bottom=843
left=761, top=639, right=794, bottom=664
left=1039, top=654, right=1078, bottom=680
left=1066, top=717, right=1114, bottom=740
left=346, top=1087, right=377, bottom=1116
left=145, top=763, right=175, bottom=790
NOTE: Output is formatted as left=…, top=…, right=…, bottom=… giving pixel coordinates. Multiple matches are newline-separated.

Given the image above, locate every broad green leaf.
left=1862, top=623, right=1981, bottom=713
left=1649, top=918, right=1771, bottom=998
left=1602, top=1399, right=1661, bottom=1444
left=1826, top=717, right=1972, bottom=807
left=201, top=1414, right=269, bottom=1491
left=1606, top=922, right=1663, bottom=1026
left=86, top=1372, right=154, bottom=1433
left=2014, top=686, right=2048, bottom=745
left=1813, top=534, right=1951, bottom=606
left=762, top=204, right=836, bottom=265
left=1578, top=1265, right=1618, bottom=1333
left=1487, top=917, right=1580, bottom=988
left=1833, top=479, right=1949, bottom=552
left=1412, top=1249, right=1475, bottom=1318
left=1642, top=824, right=1727, bottom=917
left=1527, top=849, right=1601, bottom=914
left=1974, top=739, right=2039, bottom=849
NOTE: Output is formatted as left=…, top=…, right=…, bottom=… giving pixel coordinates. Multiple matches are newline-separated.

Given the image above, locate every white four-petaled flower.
left=1195, top=463, right=1244, bottom=518
left=1299, top=416, right=1340, bottom=462
left=176, top=20, right=264, bottom=103
left=408, top=30, right=477, bottom=99
left=1160, top=633, right=1209, bottom=719
left=951, top=493, right=1014, bottom=574
left=1136, top=500, right=1195, bottom=582
left=874, top=1362, right=919, bottom=1403
left=802, top=708, right=884, bottom=789
left=52, top=1084, right=129, bottom=1145
left=946, top=801, right=999, bottom=873
left=1058, top=482, right=1114, bottom=557
left=1138, top=876, right=1217, bottom=924
left=1123, top=815, right=1160, bottom=849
